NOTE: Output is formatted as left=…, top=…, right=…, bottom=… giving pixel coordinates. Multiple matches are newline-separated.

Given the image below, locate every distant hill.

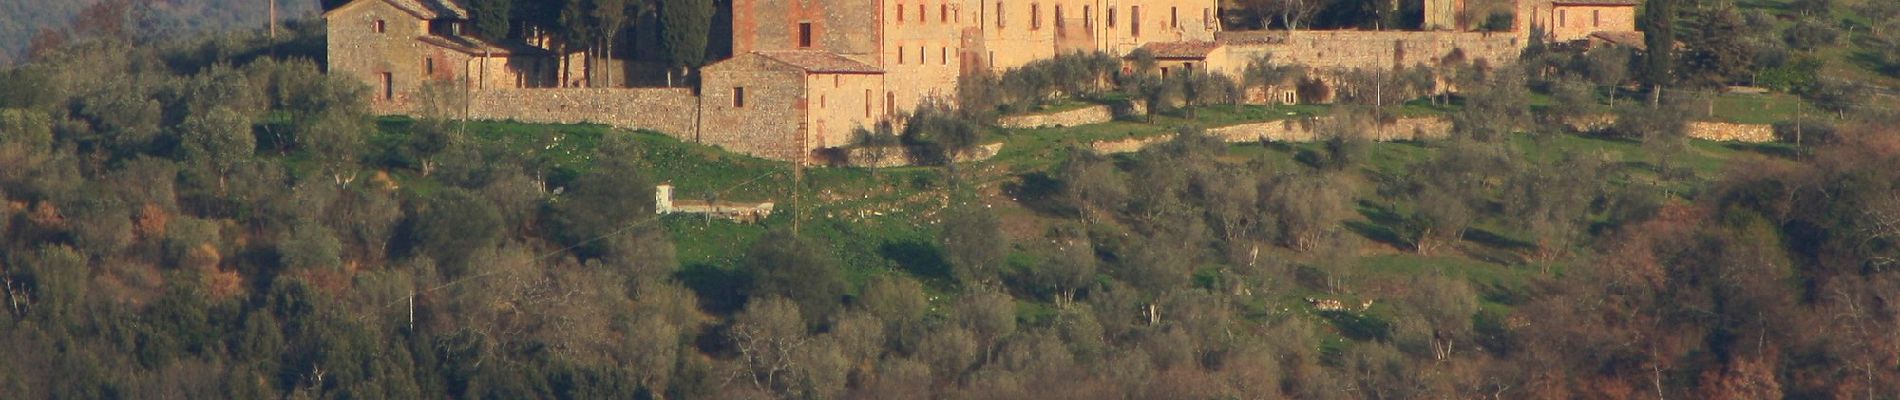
left=0, top=0, right=320, bottom=65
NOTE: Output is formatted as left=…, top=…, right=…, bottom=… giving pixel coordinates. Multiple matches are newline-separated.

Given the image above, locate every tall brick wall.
left=465, top=88, right=700, bottom=138
left=732, top=0, right=880, bottom=57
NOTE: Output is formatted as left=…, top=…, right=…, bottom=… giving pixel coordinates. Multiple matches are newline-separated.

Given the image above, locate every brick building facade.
left=325, top=0, right=1634, bottom=164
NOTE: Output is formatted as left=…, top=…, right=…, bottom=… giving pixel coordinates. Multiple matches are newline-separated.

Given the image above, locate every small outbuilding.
left=699, top=51, right=887, bottom=163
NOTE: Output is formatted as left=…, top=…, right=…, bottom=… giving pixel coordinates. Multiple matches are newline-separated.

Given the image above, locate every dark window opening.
left=941, top=4, right=949, bottom=22
left=424, top=57, right=435, bottom=76
left=1055, top=5, right=1064, bottom=28
left=799, top=22, right=814, bottom=48
left=1131, top=6, right=1141, bottom=36
left=373, top=19, right=386, bottom=33
left=1108, top=8, right=1116, bottom=28
left=996, top=2, right=1005, bottom=28
left=1032, top=3, right=1041, bottom=30
left=1170, top=7, right=1177, bottom=29
left=429, top=19, right=461, bottom=36
left=380, top=72, right=393, bottom=100
left=733, top=87, right=746, bottom=108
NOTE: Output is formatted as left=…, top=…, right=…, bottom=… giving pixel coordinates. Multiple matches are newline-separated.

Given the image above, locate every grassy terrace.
left=388, top=84, right=1808, bottom=340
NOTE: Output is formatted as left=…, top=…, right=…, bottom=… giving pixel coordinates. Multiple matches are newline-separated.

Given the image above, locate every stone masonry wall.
left=844, top=142, right=1004, bottom=167
left=1686, top=122, right=1776, bottom=143
left=1565, top=114, right=1777, bottom=143
left=1094, top=116, right=1451, bottom=153
left=1218, top=30, right=1523, bottom=75
left=996, top=105, right=1116, bottom=128
left=700, top=54, right=813, bottom=162
left=466, top=88, right=701, bottom=139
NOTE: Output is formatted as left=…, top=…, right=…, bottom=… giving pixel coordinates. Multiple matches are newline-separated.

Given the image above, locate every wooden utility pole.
left=269, top=0, right=278, bottom=39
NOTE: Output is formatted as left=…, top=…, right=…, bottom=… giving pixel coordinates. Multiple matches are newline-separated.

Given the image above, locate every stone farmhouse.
left=323, top=0, right=1640, bottom=163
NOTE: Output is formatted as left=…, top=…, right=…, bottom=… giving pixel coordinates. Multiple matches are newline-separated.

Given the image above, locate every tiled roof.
left=387, top=0, right=471, bottom=19
left=756, top=51, right=884, bottom=74
left=1136, top=41, right=1222, bottom=59
left=326, top=0, right=469, bottom=20
left=1588, top=31, right=1647, bottom=50
left=1553, top=0, right=1639, bottom=6
left=418, top=34, right=544, bottom=56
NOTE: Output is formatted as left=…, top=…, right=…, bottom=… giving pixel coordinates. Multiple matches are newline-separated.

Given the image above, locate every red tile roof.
left=756, top=51, right=884, bottom=74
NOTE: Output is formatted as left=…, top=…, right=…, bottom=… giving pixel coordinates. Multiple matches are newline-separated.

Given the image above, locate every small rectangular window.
left=898, top=3, right=905, bottom=22
left=919, top=46, right=925, bottom=64
left=1084, top=6, right=1092, bottom=29
left=1132, top=6, right=1141, bottom=36
left=1204, top=8, right=1212, bottom=29
left=1170, top=7, right=1177, bottom=29
left=1055, top=5, right=1064, bottom=28
left=898, top=46, right=906, bottom=64
left=997, top=2, right=1005, bottom=28
left=373, top=19, right=386, bottom=33
left=799, top=22, right=813, bottom=48
left=733, top=87, right=745, bottom=108
left=941, top=47, right=948, bottom=65
left=918, top=4, right=925, bottom=22
left=424, top=57, right=434, bottom=76
left=1108, top=8, right=1116, bottom=28
left=864, top=90, right=872, bottom=117
left=941, top=4, right=949, bottom=22
left=1593, top=10, right=1601, bottom=27
left=380, top=72, right=393, bottom=100
left=1032, top=4, right=1041, bottom=30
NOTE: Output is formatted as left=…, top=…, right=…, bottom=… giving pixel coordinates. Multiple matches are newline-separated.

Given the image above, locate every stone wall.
left=996, top=104, right=1116, bottom=128
left=844, top=142, right=1004, bottom=167
left=701, top=53, right=813, bottom=162
left=1217, top=30, right=1523, bottom=76
left=466, top=88, right=700, bottom=138
left=1095, top=116, right=1451, bottom=154
left=1564, top=114, right=1777, bottom=143
left=1544, top=4, right=1636, bottom=42
left=1687, top=122, right=1776, bottom=143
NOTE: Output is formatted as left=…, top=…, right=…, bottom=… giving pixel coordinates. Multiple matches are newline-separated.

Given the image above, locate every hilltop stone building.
left=323, top=0, right=1639, bottom=163
left=1521, top=0, right=1639, bottom=42
left=322, top=0, right=558, bottom=114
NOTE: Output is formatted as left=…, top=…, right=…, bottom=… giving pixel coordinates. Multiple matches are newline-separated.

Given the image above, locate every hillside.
left=0, top=0, right=319, bottom=65
left=6, top=5, right=1900, bottom=400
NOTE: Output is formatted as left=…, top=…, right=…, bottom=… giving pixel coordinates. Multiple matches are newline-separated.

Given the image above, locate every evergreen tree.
left=1641, top=0, right=1676, bottom=105
left=1679, top=7, right=1751, bottom=89
left=659, top=0, right=714, bottom=82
